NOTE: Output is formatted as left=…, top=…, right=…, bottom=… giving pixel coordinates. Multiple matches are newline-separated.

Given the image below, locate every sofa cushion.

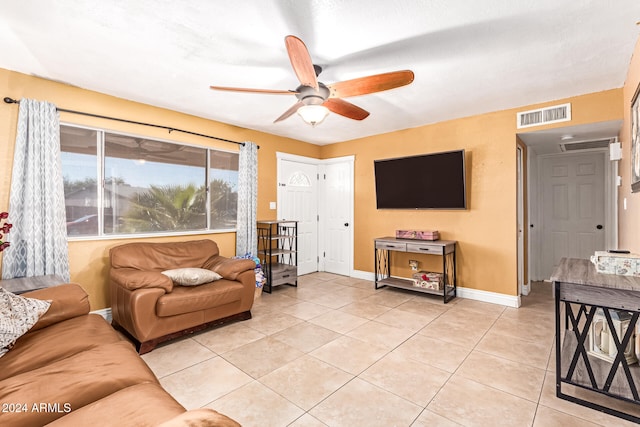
left=24, top=283, right=91, bottom=332
left=161, top=267, right=222, bottom=286
left=156, top=280, right=244, bottom=317
left=111, top=268, right=174, bottom=293
left=0, top=313, right=125, bottom=382
left=0, top=340, right=159, bottom=426
left=206, top=257, right=256, bottom=280
left=0, top=287, right=51, bottom=358
left=110, top=239, right=220, bottom=271
left=46, top=382, right=186, bottom=427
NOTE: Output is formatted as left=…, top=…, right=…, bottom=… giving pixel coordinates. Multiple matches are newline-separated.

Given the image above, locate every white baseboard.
left=91, top=308, right=112, bottom=323
left=351, top=269, right=520, bottom=308
left=455, top=286, right=521, bottom=308
left=521, top=280, right=531, bottom=296
left=351, top=269, right=375, bottom=281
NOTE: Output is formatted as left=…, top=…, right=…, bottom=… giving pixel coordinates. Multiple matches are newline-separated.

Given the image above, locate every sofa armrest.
left=159, top=409, right=240, bottom=427
left=205, top=256, right=256, bottom=280
left=110, top=268, right=174, bottom=293
left=22, top=283, right=90, bottom=332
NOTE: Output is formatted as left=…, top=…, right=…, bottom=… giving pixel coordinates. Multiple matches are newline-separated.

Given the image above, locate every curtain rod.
left=3, top=97, right=254, bottom=148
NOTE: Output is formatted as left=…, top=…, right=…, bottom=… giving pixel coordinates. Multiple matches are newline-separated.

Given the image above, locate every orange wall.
left=0, top=67, right=627, bottom=309
left=619, top=36, right=640, bottom=251
left=320, top=89, right=622, bottom=297
left=0, top=69, right=319, bottom=309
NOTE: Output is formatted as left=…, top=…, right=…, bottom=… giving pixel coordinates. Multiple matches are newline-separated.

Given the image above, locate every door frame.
left=276, top=152, right=355, bottom=276
left=517, top=146, right=529, bottom=295
left=529, top=148, right=617, bottom=280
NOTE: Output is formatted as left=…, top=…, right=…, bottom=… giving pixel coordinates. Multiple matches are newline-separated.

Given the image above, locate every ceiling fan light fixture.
left=297, top=105, right=329, bottom=127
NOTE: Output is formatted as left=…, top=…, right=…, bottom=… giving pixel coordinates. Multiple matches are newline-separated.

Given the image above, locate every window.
left=60, top=124, right=239, bottom=237
left=210, top=150, right=238, bottom=229
left=61, top=127, right=99, bottom=236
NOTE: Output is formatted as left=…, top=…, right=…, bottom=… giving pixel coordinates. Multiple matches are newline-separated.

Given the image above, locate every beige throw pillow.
left=0, top=287, right=51, bottom=357
left=161, top=268, right=222, bottom=286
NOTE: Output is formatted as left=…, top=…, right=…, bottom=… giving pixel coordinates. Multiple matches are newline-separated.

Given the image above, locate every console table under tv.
left=374, top=237, right=457, bottom=303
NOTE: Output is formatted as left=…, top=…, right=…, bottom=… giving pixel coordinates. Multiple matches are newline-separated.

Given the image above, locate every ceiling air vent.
left=516, top=103, right=571, bottom=129
left=559, top=138, right=613, bottom=152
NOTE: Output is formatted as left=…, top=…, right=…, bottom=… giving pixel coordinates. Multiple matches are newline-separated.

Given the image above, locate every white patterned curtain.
left=2, top=99, right=70, bottom=281
left=236, top=141, right=258, bottom=256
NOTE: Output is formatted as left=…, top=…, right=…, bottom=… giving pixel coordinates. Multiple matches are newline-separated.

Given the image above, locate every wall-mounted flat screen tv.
left=374, top=149, right=467, bottom=209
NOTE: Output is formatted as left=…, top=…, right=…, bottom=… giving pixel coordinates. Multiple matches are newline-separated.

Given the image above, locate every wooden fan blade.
left=323, top=98, right=370, bottom=121
left=274, top=101, right=305, bottom=123
left=284, top=35, right=319, bottom=90
left=328, top=70, right=414, bottom=98
left=210, top=85, right=296, bottom=95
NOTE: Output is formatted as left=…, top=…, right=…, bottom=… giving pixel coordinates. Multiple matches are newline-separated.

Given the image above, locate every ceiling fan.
left=210, top=35, right=415, bottom=126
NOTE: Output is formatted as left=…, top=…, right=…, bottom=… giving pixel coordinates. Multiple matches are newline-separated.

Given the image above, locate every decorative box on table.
left=396, top=230, right=440, bottom=241
left=411, top=271, right=443, bottom=290
left=590, top=251, right=640, bottom=276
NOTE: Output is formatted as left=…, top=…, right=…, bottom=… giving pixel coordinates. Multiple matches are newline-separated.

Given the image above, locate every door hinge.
left=317, top=214, right=319, bottom=221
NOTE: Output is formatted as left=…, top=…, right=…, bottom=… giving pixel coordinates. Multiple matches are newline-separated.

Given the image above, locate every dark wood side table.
left=552, top=257, right=640, bottom=423
left=0, top=275, right=66, bottom=294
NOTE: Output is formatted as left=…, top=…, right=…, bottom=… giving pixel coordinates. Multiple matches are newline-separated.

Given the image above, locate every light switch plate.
left=269, top=201, right=276, bottom=210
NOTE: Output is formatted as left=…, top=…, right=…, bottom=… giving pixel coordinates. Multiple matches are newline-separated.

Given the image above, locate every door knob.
left=344, top=223, right=349, bottom=227
left=596, top=224, right=603, bottom=230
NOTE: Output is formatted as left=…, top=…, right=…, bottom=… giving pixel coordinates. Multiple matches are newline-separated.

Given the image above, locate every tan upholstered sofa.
left=0, top=283, right=239, bottom=426
left=110, top=239, right=256, bottom=353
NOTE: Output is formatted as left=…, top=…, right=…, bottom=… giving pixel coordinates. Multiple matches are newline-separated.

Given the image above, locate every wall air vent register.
left=517, top=103, right=571, bottom=129
left=559, top=138, right=614, bottom=152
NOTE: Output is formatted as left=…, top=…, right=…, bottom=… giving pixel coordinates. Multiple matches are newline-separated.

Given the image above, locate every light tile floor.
left=141, top=273, right=639, bottom=426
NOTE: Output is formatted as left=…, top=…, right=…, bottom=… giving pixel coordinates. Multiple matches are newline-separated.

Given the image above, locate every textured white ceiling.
left=1, top=0, right=639, bottom=145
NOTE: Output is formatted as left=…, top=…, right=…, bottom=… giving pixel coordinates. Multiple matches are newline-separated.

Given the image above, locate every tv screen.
left=374, top=150, right=467, bottom=209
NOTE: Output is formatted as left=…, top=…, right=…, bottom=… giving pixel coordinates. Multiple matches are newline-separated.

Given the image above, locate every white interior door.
left=321, top=159, right=353, bottom=276
left=278, top=159, right=318, bottom=275
left=540, top=152, right=605, bottom=278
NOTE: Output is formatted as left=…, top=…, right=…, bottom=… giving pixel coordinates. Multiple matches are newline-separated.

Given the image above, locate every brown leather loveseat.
left=110, top=239, right=256, bottom=354
left=0, top=283, right=239, bottom=426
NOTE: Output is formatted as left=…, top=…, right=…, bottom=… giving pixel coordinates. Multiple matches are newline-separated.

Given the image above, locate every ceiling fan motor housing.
left=296, top=83, right=329, bottom=106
